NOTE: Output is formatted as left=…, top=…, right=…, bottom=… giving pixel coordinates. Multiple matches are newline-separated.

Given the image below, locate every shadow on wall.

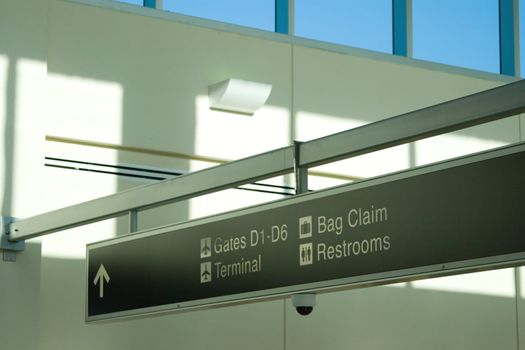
left=0, top=242, right=42, bottom=349
left=1, top=55, right=15, bottom=216
left=0, top=0, right=46, bottom=343
left=38, top=255, right=284, bottom=350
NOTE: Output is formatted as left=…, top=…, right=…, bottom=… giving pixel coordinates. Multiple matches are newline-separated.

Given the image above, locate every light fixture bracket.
left=208, top=78, right=272, bottom=115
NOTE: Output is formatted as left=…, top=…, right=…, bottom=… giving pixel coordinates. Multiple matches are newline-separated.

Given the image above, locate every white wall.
left=0, top=1, right=46, bottom=349
left=1, top=0, right=524, bottom=349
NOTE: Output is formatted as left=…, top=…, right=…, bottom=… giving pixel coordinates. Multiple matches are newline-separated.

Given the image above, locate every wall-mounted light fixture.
left=208, top=78, right=272, bottom=115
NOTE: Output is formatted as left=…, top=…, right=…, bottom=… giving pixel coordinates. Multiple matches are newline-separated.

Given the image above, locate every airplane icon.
left=200, top=262, right=212, bottom=283
left=201, top=243, right=211, bottom=255
left=200, top=238, right=211, bottom=258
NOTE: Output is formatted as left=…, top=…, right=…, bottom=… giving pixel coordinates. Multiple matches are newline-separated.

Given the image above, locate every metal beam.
left=8, top=80, right=525, bottom=242
left=299, top=80, right=525, bottom=168
left=9, top=147, right=295, bottom=241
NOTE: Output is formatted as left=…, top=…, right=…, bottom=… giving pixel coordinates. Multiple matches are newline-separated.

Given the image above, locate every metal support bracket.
left=129, top=210, right=138, bottom=234
left=1, top=216, right=25, bottom=250
left=294, top=141, right=308, bottom=194
left=1, top=216, right=25, bottom=262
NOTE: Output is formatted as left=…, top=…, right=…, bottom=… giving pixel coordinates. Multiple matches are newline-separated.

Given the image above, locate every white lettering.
left=316, top=235, right=391, bottom=261
left=214, top=255, right=262, bottom=278
left=318, top=215, right=343, bottom=235
left=347, top=205, right=388, bottom=228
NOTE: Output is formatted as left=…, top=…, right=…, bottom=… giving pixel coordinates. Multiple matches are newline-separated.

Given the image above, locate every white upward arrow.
left=93, top=264, right=110, bottom=298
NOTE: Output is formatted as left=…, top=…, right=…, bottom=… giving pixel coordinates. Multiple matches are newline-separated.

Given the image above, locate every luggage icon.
left=299, top=216, right=312, bottom=239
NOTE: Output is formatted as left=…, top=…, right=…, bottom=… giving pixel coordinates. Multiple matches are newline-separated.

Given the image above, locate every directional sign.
left=86, top=143, right=525, bottom=322
left=93, top=264, right=110, bottom=298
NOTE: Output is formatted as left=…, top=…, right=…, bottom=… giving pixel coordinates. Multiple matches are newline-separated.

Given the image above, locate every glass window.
left=163, top=0, right=275, bottom=31
left=519, top=0, right=525, bottom=78
left=295, top=0, right=393, bottom=54
left=115, top=0, right=143, bottom=5
left=413, top=0, right=500, bottom=73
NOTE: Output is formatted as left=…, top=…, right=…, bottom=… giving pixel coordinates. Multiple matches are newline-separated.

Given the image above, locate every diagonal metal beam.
left=299, top=80, right=525, bottom=168
left=8, top=80, right=525, bottom=242
left=9, top=147, right=295, bottom=241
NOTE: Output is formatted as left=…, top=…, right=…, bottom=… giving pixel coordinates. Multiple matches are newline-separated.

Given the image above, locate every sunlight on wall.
left=42, top=74, right=123, bottom=259
left=191, top=95, right=291, bottom=219
left=412, top=269, right=516, bottom=298
left=41, top=167, right=119, bottom=259
left=189, top=188, right=284, bottom=220
left=194, top=95, right=290, bottom=161
left=306, top=174, right=348, bottom=191
left=42, top=143, right=122, bottom=259
left=295, top=111, right=364, bottom=142
left=308, top=144, right=410, bottom=185
left=296, top=110, right=411, bottom=182
left=40, top=220, right=117, bottom=260
left=46, top=73, right=123, bottom=145
left=297, top=110, right=520, bottom=185
left=11, top=59, right=46, bottom=217
left=414, top=132, right=509, bottom=166
left=385, top=281, right=408, bottom=288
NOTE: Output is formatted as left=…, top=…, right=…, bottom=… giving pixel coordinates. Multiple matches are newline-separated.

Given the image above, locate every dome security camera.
left=291, top=293, right=316, bottom=316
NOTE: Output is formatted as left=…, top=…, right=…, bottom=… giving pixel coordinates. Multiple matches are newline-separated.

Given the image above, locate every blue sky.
left=413, top=0, right=500, bottom=73
left=295, top=0, right=392, bottom=53
left=163, top=0, right=275, bottom=30
left=119, top=0, right=524, bottom=77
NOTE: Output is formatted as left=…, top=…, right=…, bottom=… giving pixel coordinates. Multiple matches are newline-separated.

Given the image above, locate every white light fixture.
left=208, top=78, right=272, bottom=115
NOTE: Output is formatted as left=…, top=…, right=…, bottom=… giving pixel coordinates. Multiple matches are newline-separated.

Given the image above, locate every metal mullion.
left=275, top=0, right=293, bottom=34
left=143, top=0, right=156, bottom=9
left=393, top=0, right=412, bottom=56
left=500, top=0, right=519, bottom=76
